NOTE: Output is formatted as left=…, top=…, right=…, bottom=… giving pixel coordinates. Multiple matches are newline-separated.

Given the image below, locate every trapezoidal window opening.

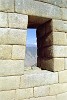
left=24, top=15, right=53, bottom=71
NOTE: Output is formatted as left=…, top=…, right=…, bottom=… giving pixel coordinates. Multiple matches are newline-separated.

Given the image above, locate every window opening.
left=24, top=28, right=37, bottom=69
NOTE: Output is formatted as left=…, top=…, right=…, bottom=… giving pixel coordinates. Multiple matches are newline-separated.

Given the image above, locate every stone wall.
left=0, top=0, right=67, bottom=100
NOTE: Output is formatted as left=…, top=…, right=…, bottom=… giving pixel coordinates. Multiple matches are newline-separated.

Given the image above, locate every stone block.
left=0, top=28, right=27, bottom=45
left=16, top=88, right=33, bottom=99
left=62, top=0, right=67, bottom=8
left=0, top=76, right=20, bottom=90
left=57, top=92, right=67, bottom=100
left=59, top=70, right=67, bottom=83
left=0, top=90, right=15, bottom=100
left=15, top=0, right=61, bottom=19
left=34, top=85, right=49, bottom=97
left=49, top=83, right=67, bottom=95
left=0, top=12, right=8, bottom=27
left=63, top=21, right=67, bottom=33
left=65, top=58, right=67, bottom=69
left=53, top=32, right=66, bottom=45
left=8, top=13, right=28, bottom=29
left=0, top=28, right=8, bottom=44
left=53, top=46, right=67, bottom=57
left=52, top=20, right=63, bottom=32
left=0, top=0, right=14, bottom=12
left=8, top=29, right=27, bottom=45
left=12, top=45, right=26, bottom=60
left=0, top=60, right=24, bottom=76
left=53, top=58, right=64, bottom=71
left=0, top=45, right=12, bottom=59
left=62, top=8, right=67, bottom=20
left=20, top=71, right=58, bottom=88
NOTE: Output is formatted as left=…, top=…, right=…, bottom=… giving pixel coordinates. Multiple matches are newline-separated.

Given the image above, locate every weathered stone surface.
left=65, top=58, right=67, bottom=69
left=52, top=20, right=63, bottom=32
left=52, top=45, right=60, bottom=57
left=0, top=90, right=15, bottom=100
left=0, top=28, right=27, bottom=45
left=0, top=45, right=12, bottom=59
left=53, top=32, right=66, bottom=45
left=8, top=29, right=27, bottom=45
left=0, top=76, right=20, bottom=90
left=0, top=0, right=14, bottom=12
left=0, top=28, right=8, bottom=44
left=0, top=60, right=24, bottom=76
left=16, top=88, right=33, bottom=99
left=20, top=71, right=58, bottom=88
left=63, top=21, right=67, bottom=33
left=34, top=85, right=49, bottom=97
left=8, top=13, right=28, bottom=29
left=53, top=58, right=64, bottom=71
left=12, top=45, right=26, bottom=60
left=0, top=12, right=8, bottom=27
left=59, top=70, right=67, bottom=83
left=62, top=8, right=67, bottom=20
left=57, top=92, right=67, bottom=100
left=15, top=0, right=62, bottom=19
left=62, top=0, right=67, bottom=8
left=49, top=83, right=67, bottom=95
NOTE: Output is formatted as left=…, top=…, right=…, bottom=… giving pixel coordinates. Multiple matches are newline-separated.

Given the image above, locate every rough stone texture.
left=20, top=71, right=58, bottom=88
left=59, top=70, right=67, bottom=83
left=0, top=90, right=15, bottom=100
left=63, top=21, right=67, bottom=33
left=0, top=12, right=8, bottom=27
left=62, top=0, right=67, bottom=8
left=8, top=13, right=28, bottom=29
left=62, top=8, right=67, bottom=20
left=0, top=0, right=14, bottom=12
left=15, top=0, right=62, bottom=19
left=0, top=76, right=20, bottom=90
left=0, top=45, right=12, bottom=59
left=8, top=29, right=27, bottom=45
left=0, top=60, right=24, bottom=76
left=16, top=88, right=33, bottom=99
left=0, top=28, right=27, bottom=45
left=65, top=58, right=67, bottom=69
left=49, top=83, right=67, bottom=95
left=34, top=85, right=49, bottom=97
left=52, top=20, right=63, bottom=32
left=53, top=32, right=66, bottom=45
left=12, top=45, right=26, bottom=60
left=57, top=92, right=67, bottom=100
